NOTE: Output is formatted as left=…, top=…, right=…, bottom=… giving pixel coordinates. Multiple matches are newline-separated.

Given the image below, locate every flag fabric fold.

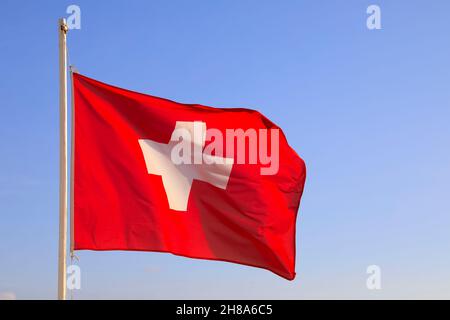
left=72, top=73, right=306, bottom=280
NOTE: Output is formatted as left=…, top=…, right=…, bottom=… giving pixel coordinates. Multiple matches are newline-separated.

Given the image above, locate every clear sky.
left=1, top=0, right=450, bottom=299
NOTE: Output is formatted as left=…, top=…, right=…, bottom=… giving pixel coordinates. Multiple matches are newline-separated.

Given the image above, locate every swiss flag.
left=72, top=73, right=306, bottom=280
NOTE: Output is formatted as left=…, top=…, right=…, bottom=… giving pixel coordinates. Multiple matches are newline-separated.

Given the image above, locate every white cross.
left=138, top=121, right=234, bottom=211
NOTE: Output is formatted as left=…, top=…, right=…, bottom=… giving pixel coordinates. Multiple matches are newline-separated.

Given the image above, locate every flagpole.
left=58, top=18, right=69, bottom=300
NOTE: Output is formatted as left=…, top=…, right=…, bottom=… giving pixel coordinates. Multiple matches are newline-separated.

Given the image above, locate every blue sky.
left=1, top=0, right=450, bottom=299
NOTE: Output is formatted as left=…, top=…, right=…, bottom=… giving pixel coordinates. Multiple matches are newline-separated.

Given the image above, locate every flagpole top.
left=59, top=18, right=68, bottom=34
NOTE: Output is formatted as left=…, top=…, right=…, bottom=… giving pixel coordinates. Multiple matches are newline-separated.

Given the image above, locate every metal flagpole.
left=58, top=18, right=69, bottom=300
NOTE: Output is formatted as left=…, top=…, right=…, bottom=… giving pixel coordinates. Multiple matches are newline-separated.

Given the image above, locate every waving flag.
left=72, top=73, right=306, bottom=280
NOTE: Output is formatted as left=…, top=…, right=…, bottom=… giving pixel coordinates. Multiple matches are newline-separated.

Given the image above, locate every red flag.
left=72, top=73, right=306, bottom=280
